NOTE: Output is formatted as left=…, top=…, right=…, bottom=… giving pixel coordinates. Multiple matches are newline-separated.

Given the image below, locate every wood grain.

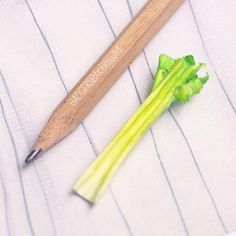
left=33, top=0, right=183, bottom=151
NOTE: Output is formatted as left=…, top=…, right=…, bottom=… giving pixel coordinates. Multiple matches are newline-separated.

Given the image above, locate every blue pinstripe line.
left=0, top=170, right=11, bottom=236
left=127, top=0, right=228, bottom=233
left=188, top=0, right=235, bottom=115
left=24, top=1, right=133, bottom=234
left=169, top=110, right=227, bottom=233
left=99, top=0, right=189, bottom=235
left=0, top=99, right=35, bottom=236
left=0, top=70, right=58, bottom=236
left=24, top=0, right=67, bottom=92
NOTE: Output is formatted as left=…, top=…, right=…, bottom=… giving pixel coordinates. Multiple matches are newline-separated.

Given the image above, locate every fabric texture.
left=0, top=0, right=235, bottom=235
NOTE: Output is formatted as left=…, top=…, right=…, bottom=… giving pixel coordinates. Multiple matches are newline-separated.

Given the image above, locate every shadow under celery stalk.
left=73, top=54, right=209, bottom=203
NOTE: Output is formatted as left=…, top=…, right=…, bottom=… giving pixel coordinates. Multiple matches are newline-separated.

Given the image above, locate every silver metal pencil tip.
left=25, top=149, right=42, bottom=163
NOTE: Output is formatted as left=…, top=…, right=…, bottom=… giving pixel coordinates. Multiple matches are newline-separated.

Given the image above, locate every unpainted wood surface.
left=0, top=0, right=236, bottom=235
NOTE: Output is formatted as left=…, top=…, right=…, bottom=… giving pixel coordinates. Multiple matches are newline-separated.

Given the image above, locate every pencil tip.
left=25, top=149, right=42, bottom=164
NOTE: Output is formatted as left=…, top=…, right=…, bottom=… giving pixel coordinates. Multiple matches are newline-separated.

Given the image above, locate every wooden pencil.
left=25, top=0, right=183, bottom=163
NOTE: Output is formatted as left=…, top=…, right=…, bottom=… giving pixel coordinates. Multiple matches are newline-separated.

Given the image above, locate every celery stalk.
left=73, top=54, right=209, bottom=203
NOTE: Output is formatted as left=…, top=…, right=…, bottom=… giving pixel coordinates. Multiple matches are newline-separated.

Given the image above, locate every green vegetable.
left=73, top=54, right=208, bottom=203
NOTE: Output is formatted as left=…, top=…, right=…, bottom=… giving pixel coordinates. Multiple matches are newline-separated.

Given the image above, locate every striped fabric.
left=0, top=0, right=235, bottom=235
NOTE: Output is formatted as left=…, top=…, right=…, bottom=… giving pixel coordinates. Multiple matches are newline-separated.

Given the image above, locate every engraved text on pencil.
left=68, top=45, right=122, bottom=107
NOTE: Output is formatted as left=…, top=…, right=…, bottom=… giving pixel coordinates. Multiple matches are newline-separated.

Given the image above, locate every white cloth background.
left=0, top=0, right=236, bottom=235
